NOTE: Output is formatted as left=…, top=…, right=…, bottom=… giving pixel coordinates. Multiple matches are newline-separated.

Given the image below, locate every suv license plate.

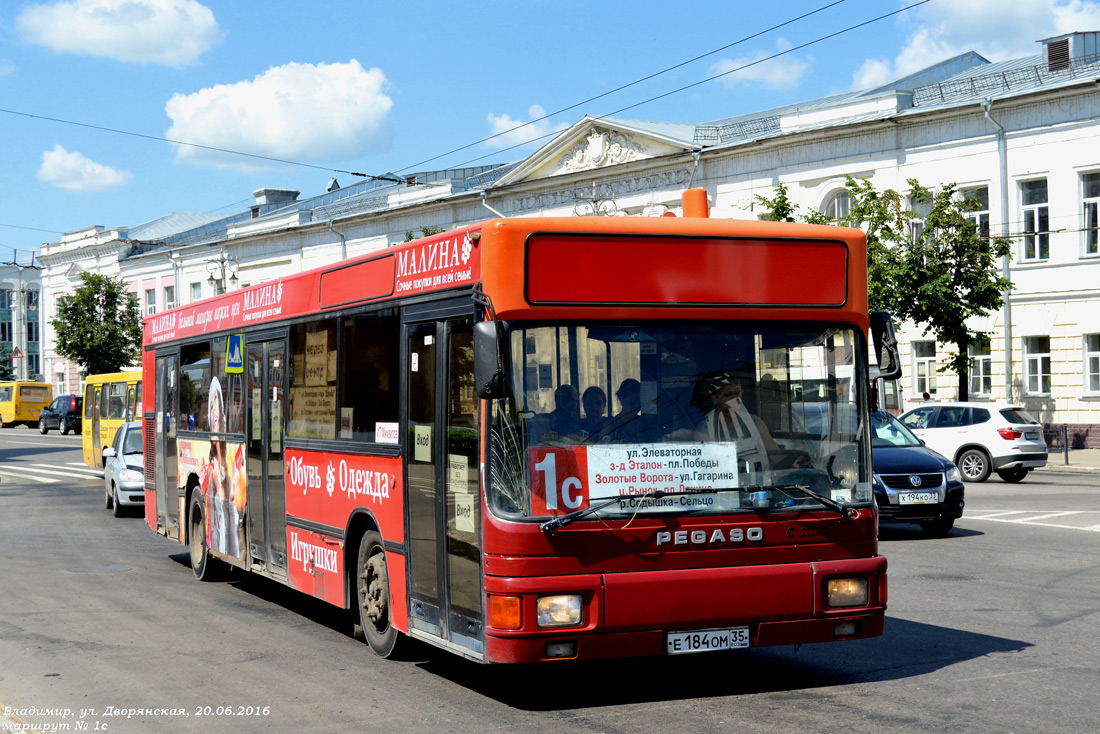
left=899, top=491, right=938, bottom=505
left=667, top=627, right=750, bottom=655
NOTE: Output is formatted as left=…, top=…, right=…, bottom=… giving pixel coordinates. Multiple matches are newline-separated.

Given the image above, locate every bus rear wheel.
left=356, top=530, right=403, bottom=658
left=189, top=492, right=222, bottom=581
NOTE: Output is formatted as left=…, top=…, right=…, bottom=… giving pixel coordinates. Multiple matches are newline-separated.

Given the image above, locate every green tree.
left=51, top=272, right=143, bottom=375
left=844, top=177, right=1013, bottom=401
left=404, top=225, right=446, bottom=242
left=757, top=176, right=1014, bottom=400
left=0, top=346, right=14, bottom=380
left=754, top=182, right=829, bottom=224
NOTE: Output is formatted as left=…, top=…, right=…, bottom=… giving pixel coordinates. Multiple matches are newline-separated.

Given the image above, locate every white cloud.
left=37, top=144, right=132, bottom=191
left=851, top=0, right=1100, bottom=89
left=0, top=60, right=15, bottom=76
left=164, top=60, right=394, bottom=172
left=486, top=105, right=569, bottom=150
left=711, top=38, right=810, bottom=89
left=17, top=0, right=222, bottom=67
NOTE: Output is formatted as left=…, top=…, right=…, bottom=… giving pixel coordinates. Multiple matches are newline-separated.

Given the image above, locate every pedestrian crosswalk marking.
left=35, top=463, right=102, bottom=475
left=965, top=511, right=1100, bottom=533
left=0, top=467, right=60, bottom=484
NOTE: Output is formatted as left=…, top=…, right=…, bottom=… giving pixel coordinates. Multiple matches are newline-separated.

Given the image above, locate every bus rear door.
left=246, top=335, right=288, bottom=576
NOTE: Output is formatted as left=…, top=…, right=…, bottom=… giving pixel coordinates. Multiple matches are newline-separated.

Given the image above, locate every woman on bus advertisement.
left=202, top=376, right=244, bottom=557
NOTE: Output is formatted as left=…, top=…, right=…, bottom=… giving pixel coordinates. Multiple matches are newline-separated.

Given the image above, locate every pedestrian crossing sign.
left=226, top=334, right=244, bottom=373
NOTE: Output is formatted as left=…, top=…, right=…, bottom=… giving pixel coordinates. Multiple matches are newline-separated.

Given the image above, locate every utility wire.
left=0, top=1, right=928, bottom=223
left=0, top=0, right=857, bottom=185
left=395, top=0, right=850, bottom=173
left=449, top=0, right=932, bottom=169
left=0, top=106, right=394, bottom=181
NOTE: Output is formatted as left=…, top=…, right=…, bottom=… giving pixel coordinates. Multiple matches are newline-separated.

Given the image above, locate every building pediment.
left=494, top=116, right=696, bottom=186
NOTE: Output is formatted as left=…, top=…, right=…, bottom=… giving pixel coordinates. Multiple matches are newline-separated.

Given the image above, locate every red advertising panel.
left=286, top=526, right=345, bottom=606
left=284, top=449, right=404, bottom=544
left=145, top=227, right=482, bottom=346
left=526, top=234, right=848, bottom=306
left=393, top=230, right=480, bottom=297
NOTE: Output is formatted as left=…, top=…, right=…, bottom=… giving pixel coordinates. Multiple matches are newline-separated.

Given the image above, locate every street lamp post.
left=206, top=253, right=239, bottom=295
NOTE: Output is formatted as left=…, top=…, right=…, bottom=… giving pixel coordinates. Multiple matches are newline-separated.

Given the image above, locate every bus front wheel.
left=356, top=530, right=403, bottom=658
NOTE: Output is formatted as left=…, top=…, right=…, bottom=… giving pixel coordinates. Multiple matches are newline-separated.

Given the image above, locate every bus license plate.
left=899, top=491, right=937, bottom=505
left=667, top=627, right=750, bottom=655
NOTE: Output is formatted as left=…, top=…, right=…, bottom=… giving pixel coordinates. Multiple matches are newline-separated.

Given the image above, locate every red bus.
left=142, top=189, right=900, bottom=663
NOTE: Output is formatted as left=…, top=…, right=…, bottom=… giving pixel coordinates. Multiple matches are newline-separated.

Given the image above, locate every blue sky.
left=2, top=0, right=1099, bottom=264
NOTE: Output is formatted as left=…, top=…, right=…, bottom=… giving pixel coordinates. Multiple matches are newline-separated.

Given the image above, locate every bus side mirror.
left=474, top=321, right=510, bottom=400
left=869, top=312, right=902, bottom=381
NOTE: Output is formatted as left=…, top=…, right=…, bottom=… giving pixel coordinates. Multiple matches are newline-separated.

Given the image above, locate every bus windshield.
left=487, top=322, right=872, bottom=519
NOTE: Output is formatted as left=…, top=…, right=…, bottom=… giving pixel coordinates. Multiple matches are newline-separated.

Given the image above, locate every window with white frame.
left=0, top=320, right=11, bottom=342
left=144, top=289, right=156, bottom=316
left=1024, top=336, right=1051, bottom=394
left=1021, top=179, right=1049, bottom=261
left=914, top=341, right=937, bottom=396
left=822, top=190, right=849, bottom=224
left=164, top=285, right=176, bottom=310
left=0, top=289, right=11, bottom=309
left=969, top=338, right=993, bottom=396
left=1084, top=172, right=1100, bottom=256
left=1086, top=334, right=1100, bottom=393
left=964, top=186, right=991, bottom=240
left=27, top=320, right=39, bottom=342
left=190, top=282, right=201, bottom=303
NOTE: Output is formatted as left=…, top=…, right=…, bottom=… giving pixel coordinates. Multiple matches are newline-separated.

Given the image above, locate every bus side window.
left=338, top=310, right=400, bottom=442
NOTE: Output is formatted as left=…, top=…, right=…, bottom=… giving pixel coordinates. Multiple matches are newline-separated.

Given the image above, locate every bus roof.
left=144, top=211, right=867, bottom=347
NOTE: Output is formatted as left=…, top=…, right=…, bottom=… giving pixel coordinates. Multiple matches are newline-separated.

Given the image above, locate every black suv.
left=39, top=394, right=83, bottom=435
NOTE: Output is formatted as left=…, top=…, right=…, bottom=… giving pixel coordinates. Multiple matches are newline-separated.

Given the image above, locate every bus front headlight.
left=827, top=578, right=868, bottom=608
left=536, top=595, right=583, bottom=628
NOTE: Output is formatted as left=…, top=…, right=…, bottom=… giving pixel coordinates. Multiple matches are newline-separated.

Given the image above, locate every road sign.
left=10, top=346, right=23, bottom=359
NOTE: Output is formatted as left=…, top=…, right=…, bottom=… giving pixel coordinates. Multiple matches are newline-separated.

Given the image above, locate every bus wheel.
left=357, top=530, right=402, bottom=658
left=188, top=492, right=221, bottom=581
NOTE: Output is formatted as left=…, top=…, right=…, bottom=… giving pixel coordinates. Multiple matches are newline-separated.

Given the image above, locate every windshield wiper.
left=749, top=484, right=856, bottom=519
left=540, top=487, right=741, bottom=533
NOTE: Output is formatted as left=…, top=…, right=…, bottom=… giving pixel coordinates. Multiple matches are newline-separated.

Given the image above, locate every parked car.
left=871, top=410, right=965, bottom=536
left=103, top=421, right=144, bottom=517
left=898, top=402, right=1047, bottom=483
left=38, top=393, right=83, bottom=435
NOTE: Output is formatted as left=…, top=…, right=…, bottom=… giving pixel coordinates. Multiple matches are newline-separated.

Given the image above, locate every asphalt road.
left=1, top=427, right=1098, bottom=734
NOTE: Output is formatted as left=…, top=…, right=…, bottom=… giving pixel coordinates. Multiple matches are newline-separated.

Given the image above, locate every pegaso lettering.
left=656, top=527, right=764, bottom=547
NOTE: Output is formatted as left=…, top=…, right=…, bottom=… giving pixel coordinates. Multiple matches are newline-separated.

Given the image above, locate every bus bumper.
left=483, top=556, right=887, bottom=664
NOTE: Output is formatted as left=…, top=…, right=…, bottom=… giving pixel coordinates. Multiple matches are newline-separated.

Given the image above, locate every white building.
left=0, top=263, right=42, bottom=381
left=37, top=31, right=1100, bottom=446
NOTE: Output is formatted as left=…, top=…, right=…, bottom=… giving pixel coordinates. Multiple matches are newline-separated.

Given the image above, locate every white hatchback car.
left=898, top=402, right=1047, bottom=483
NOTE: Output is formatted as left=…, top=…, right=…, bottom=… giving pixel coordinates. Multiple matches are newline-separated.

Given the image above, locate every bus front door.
left=91, top=386, right=103, bottom=467
left=246, top=338, right=288, bottom=577
left=405, top=311, right=483, bottom=657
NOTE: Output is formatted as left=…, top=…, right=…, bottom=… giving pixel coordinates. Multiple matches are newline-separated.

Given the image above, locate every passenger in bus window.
left=580, top=386, right=608, bottom=436
left=588, top=378, right=644, bottom=442
left=548, top=384, right=583, bottom=438
left=694, top=374, right=775, bottom=468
